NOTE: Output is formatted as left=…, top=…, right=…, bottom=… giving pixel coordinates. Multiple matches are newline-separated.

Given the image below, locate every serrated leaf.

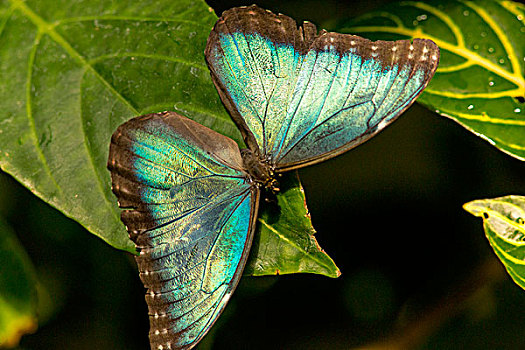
left=0, top=219, right=38, bottom=347
left=245, top=172, right=341, bottom=278
left=464, top=195, right=525, bottom=290
left=338, top=0, right=525, bottom=160
left=0, top=0, right=338, bottom=277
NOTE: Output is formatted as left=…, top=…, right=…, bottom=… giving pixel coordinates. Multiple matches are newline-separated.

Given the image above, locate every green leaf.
left=464, top=195, right=525, bottom=290
left=0, top=219, right=38, bottom=347
left=338, top=0, right=525, bottom=160
left=0, top=0, right=237, bottom=253
left=245, top=172, right=341, bottom=278
left=0, top=0, right=338, bottom=277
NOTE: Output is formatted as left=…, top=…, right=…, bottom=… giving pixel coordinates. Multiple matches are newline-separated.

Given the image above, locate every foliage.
left=0, top=219, right=37, bottom=347
left=339, top=0, right=525, bottom=290
left=339, top=0, right=525, bottom=160
left=464, top=196, right=525, bottom=289
left=246, top=173, right=340, bottom=278
left=0, top=0, right=336, bottom=279
left=0, top=0, right=523, bottom=348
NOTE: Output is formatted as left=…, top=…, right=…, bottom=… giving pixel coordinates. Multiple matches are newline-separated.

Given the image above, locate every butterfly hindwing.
left=108, top=112, right=259, bottom=350
left=205, top=5, right=439, bottom=170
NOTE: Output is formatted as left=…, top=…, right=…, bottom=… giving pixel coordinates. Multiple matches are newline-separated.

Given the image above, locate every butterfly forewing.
left=108, top=112, right=259, bottom=350
left=205, top=5, right=318, bottom=155
left=205, top=5, right=439, bottom=171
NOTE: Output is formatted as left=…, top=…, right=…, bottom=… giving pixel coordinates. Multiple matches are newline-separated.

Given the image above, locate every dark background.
left=6, top=0, right=525, bottom=349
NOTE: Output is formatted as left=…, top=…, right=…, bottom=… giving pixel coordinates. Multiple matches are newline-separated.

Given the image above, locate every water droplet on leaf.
left=514, top=108, right=522, bottom=113
left=468, top=105, right=474, bottom=110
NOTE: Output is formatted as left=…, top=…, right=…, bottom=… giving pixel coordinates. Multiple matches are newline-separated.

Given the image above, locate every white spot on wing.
left=377, top=119, right=389, bottom=131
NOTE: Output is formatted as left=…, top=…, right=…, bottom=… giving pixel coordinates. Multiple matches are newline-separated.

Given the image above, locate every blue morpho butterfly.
left=107, top=5, right=439, bottom=350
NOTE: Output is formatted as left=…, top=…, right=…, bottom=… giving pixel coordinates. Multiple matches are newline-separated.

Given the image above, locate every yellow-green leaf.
left=338, top=0, right=525, bottom=160
left=0, top=219, right=38, bottom=347
left=464, top=195, right=525, bottom=289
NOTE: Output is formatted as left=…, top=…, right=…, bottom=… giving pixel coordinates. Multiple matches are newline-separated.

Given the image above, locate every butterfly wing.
left=205, top=5, right=439, bottom=171
left=108, top=112, right=259, bottom=350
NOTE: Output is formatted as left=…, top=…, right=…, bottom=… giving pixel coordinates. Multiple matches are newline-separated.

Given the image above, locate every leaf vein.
left=0, top=3, right=17, bottom=38
left=447, top=111, right=525, bottom=126
left=402, top=1, right=465, bottom=47
left=462, top=1, right=522, bottom=80
left=55, top=15, right=208, bottom=27
left=25, top=30, right=66, bottom=200
left=88, top=52, right=207, bottom=71
left=424, top=87, right=522, bottom=99
left=258, top=218, right=331, bottom=270
left=79, top=73, right=124, bottom=226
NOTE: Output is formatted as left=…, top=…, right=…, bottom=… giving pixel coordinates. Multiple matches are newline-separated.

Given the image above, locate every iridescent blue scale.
left=108, top=5, right=439, bottom=350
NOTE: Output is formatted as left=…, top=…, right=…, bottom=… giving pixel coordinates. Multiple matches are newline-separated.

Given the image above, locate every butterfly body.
left=108, top=5, right=439, bottom=350
left=239, top=148, right=278, bottom=190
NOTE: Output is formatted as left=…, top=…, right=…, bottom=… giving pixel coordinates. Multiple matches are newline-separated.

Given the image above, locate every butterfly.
left=107, top=5, right=439, bottom=350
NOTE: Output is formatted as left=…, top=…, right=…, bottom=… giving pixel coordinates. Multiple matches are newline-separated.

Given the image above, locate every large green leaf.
left=0, top=0, right=230, bottom=253
left=464, top=195, right=525, bottom=289
left=245, top=172, right=341, bottom=278
left=0, top=0, right=335, bottom=277
left=338, top=0, right=525, bottom=160
left=0, top=219, right=38, bottom=347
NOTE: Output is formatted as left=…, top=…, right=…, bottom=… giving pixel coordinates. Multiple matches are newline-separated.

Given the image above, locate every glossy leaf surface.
left=464, top=195, right=525, bottom=290
left=0, top=0, right=333, bottom=277
left=246, top=173, right=340, bottom=278
left=0, top=219, right=38, bottom=347
left=339, top=0, right=525, bottom=160
left=0, top=0, right=232, bottom=252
